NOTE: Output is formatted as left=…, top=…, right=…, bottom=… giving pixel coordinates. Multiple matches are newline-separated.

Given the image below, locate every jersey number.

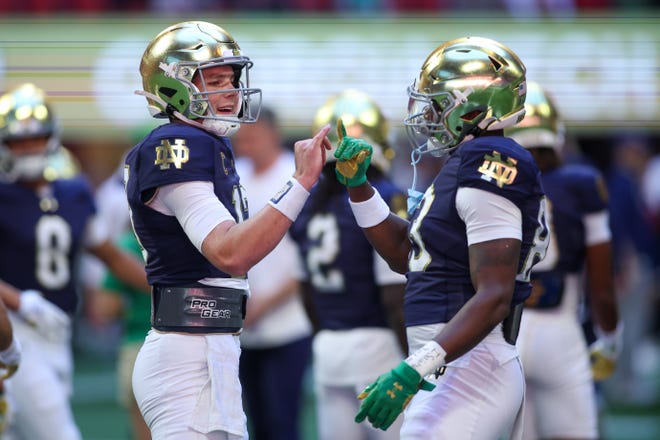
left=35, top=215, right=71, bottom=290
left=408, top=186, right=434, bottom=272
left=232, top=185, right=248, bottom=223
left=517, top=197, right=552, bottom=282
left=306, top=213, right=344, bottom=292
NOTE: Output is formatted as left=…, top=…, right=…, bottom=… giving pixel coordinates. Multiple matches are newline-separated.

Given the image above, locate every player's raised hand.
left=355, top=361, right=434, bottom=431
left=293, top=124, right=332, bottom=190
left=334, top=118, right=373, bottom=187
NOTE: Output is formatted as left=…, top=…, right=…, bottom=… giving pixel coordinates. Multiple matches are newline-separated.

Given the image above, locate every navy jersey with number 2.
left=404, top=136, right=549, bottom=327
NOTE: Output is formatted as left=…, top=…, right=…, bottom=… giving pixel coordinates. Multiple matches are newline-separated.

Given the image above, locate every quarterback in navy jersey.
left=126, top=21, right=330, bottom=440
left=335, top=37, right=549, bottom=439
left=0, top=83, right=148, bottom=440
left=290, top=90, right=408, bottom=440
left=125, top=122, right=246, bottom=287
left=508, top=81, right=620, bottom=440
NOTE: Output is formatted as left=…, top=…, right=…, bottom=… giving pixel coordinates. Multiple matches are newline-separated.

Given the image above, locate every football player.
left=125, top=21, right=330, bottom=439
left=0, top=82, right=149, bottom=440
left=335, top=37, right=549, bottom=439
left=289, top=89, right=407, bottom=440
left=507, top=81, right=621, bottom=440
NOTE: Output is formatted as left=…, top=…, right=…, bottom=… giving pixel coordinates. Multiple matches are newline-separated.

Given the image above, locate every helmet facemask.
left=404, top=84, right=476, bottom=158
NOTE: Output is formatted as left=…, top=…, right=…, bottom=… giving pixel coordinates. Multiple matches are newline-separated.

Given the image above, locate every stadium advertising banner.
left=0, top=14, right=657, bottom=140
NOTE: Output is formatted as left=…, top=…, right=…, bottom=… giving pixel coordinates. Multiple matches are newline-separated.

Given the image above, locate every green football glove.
left=334, top=118, right=373, bottom=187
left=355, top=361, right=435, bottom=431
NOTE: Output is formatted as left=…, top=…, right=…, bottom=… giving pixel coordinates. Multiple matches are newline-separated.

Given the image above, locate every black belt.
left=152, top=286, right=247, bottom=334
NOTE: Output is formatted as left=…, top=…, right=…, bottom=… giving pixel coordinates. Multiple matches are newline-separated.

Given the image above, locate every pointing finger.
left=315, top=124, right=332, bottom=140
left=337, top=118, right=347, bottom=141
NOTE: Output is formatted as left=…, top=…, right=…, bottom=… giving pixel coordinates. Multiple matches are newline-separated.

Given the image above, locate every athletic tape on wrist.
left=268, top=178, right=310, bottom=222
left=405, top=340, right=447, bottom=378
left=349, top=188, right=390, bottom=228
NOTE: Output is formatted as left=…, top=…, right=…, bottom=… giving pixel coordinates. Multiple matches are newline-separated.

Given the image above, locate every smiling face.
left=192, top=64, right=240, bottom=118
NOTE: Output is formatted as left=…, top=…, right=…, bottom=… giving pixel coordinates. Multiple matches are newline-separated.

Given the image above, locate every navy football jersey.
left=290, top=174, right=406, bottom=330
left=405, top=136, right=548, bottom=327
left=0, top=176, right=97, bottom=313
left=528, top=163, right=609, bottom=308
left=124, top=123, right=249, bottom=286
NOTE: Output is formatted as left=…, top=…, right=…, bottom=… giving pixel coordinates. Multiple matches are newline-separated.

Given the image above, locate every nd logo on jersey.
left=478, top=151, right=518, bottom=188
left=154, top=139, right=190, bottom=170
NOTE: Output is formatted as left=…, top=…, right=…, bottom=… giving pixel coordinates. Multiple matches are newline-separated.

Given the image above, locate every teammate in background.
left=334, top=37, right=549, bottom=438
left=95, top=229, right=151, bottom=440
left=506, top=81, right=621, bottom=440
left=232, top=107, right=313, bottom=440
left=125, top=21, right=330, bottom=440
left=0, top=83, right=149, bottom=440
left=289, top=89, right=408, bottom=440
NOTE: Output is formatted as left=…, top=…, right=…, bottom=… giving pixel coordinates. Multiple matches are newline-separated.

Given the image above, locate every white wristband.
left=596, top=323, right=623, bottom=348
left=349, top=188, right=390, bottom=228
left=405, top=340, right=447, bottom=378
left=268, top=178, right=310, bottom=222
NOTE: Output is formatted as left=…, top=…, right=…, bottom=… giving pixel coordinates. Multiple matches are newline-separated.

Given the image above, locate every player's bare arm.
left=585, top=241, right=619, bottom=332
left=89, top=240, right=150, bottom=292
left=335, top=118, right=411, bottom=273
left=202, top=125, right=331, bottom=275
left=435, top=237, right=520, bottom=363
left=0, top=301, right=13, bottom=350
left=0, top=280, right=21, bottom=311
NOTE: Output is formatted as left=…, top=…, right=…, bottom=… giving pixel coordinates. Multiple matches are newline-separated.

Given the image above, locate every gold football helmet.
left=313, top=89, right=394, bottom=172
left=138, top=21, right=262, bottom=136
left=505, top=81, right=565, bottom=153
left=0, top=83, right=61, bottom=181
left=405, top=36, right=527, bottom=156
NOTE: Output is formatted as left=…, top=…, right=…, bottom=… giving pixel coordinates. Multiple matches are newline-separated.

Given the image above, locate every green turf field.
left=71, top=349, right=660, bottom=440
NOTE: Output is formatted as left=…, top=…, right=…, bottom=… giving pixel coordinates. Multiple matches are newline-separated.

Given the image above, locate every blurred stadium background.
left=1, top=2, right=658, bottom=439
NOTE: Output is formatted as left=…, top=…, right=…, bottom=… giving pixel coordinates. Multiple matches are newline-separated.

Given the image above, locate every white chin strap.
left=201, top=119, right=240, bottom=137
left=135, top=90, right=240, bottom=137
